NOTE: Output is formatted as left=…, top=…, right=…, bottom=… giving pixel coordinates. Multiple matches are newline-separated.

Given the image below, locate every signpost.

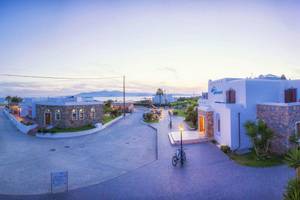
left=51, top=171, right=68, bottom=193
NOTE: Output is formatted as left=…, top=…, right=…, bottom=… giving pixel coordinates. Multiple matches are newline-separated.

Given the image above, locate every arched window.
left=79, top=108, right=84, bottom=120
left=71, top=109, right=77, bottom=120
left=90, top=107, right=96, bottom=119
left=55, top=110, right=61, bottom=120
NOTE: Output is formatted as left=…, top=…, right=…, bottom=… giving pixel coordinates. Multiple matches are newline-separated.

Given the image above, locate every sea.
left=93, top=95, right=193, bottom=103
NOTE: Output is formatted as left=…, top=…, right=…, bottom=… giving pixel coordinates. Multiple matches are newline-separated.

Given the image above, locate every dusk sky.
left=0, top=0, right=300, bottom=97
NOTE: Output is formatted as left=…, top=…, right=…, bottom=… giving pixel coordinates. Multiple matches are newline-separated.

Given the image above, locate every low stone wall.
left=257, top=104, right=300, bottom=154
left=3, top=109, right=38, bottom=134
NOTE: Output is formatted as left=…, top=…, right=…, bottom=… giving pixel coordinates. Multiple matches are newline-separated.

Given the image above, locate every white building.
left=198, top=75, right=300, bottom=153
left=152, top=94, right=175, bottom=105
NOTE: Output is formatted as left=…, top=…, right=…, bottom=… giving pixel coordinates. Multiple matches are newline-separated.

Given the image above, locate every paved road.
left=0, top=109, right=294, bottom=200
left=0, top=107, right=156, bottom=195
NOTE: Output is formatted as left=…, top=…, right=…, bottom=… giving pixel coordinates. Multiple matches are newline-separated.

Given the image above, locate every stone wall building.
left=36, top=102, right=103, bottom=128
left=257, top=103, right=300, bottom=154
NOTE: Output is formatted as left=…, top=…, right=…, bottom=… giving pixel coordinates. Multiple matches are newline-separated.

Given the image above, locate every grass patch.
left=102, top=114, right=121, bottom=124
left=173, top=109, right=186, bottom=117
left=48, top=124, right=96, bottom=134
left=228, top=150, right=284, bottom=167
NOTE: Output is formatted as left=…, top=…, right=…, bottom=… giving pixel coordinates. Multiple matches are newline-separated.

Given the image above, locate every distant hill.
left=77, top=90, right=193, bottom=97
left=77, top=90, right=153, bottom=97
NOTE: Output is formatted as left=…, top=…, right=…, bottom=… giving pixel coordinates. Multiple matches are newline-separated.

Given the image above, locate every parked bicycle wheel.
left=172, top=156, right=178, bottom=166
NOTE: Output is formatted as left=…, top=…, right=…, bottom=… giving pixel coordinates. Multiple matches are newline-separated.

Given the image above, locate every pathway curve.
left=1, top=109, right=294, bottom=200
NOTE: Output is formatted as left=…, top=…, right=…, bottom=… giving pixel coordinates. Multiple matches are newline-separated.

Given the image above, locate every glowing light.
left=179, top=123, right=184, bottom=132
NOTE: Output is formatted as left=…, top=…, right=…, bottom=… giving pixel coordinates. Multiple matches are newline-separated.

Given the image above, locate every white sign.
left=51, top=171, right=68, bottom=193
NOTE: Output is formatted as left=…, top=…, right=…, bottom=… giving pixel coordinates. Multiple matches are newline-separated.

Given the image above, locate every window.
left=216, top=113, right=221, bottom=135
left=79, top=108, right=84, bottom=120
left=90, top=107, right=96, bottom=119
left=55, top=110, right=61, bottom=120
left=226, top=89, right=236, bottom=104
left=285, top=88, right=297, bottom=103
left=296, top=122, right=300, bottom=138
left=71, top=109, right=77, bottom=120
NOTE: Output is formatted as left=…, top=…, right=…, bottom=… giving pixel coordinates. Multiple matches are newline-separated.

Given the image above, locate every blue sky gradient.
left=0, top=0, right=300, bottom=96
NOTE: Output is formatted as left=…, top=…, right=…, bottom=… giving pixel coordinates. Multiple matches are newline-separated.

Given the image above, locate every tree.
left=284, top=148, right=300, bottom=200
left=284, top=178, right=300, bottom=200
left=285, top=148, right=300, bottom=180
left=5, top=96, right=12, bottom=103
left=156, top=88, right=164, bottom=95
left=10, top=96, right=22, bottom=103
left=103, top=100, right=113, bottom=114
left=244, top=120, right=273, bottom=158
left=185, top=105, right=198, bottom=128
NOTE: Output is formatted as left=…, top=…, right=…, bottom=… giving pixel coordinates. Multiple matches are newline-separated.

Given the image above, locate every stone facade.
left=198, top=110, right=214, bottom=138
left=36, top=104, right=103, bottom=128
left=257, top=104, right=300, bottom=154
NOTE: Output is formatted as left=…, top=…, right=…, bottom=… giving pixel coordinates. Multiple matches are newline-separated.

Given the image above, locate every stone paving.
left=0, top=109, right=294, bottom=200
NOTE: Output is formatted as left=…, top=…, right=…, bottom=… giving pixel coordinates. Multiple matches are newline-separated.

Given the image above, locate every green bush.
left=284, top=178, right=300, bottom=200
left=185, top=105, right=197, bottom=128
left=220, top=145, right=231, bottom=154
left=244, top=120, right=273, bottom=158
left=173, top=110, right=179, bottom=115
left=143, top=112, right=159, bottom=123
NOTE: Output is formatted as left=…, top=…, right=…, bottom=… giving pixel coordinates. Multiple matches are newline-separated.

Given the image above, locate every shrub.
left=244, top=120, right=273, bottom=158
left=143, top=112, right=159, bottom=122
left=284, top=178, right=300, bottom=200
left=111, top=109, right=121, bottom=117
left=20, top=120, right=34, bottom=126
left=173, top=110, right=178, bottom=115
left=220, top=145, right=231, bottom=154
left=185, top=105, right=197, bottom=128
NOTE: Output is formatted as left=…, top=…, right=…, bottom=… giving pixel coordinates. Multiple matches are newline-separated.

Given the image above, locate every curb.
left=140, top=120, right=158, bottom=160
left=36, top=114, right=129, bottom=139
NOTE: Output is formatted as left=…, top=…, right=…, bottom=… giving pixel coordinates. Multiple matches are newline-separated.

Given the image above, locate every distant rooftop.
left=36, top=101, right=102, bottom=106
left=210, top=74, right=289, bottom=83
left=34, top=96, right=102, bottom=106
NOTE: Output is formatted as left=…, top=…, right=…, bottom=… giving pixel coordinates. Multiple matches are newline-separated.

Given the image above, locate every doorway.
left=199, top=115, right=205, bottom=136
left=45, top=112, right=51, bottom=126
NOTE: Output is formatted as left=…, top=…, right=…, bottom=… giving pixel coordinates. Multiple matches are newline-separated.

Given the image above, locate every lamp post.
left=179, top=124, right=184, bottom=164
left=169, top=110, right=172, bottom=129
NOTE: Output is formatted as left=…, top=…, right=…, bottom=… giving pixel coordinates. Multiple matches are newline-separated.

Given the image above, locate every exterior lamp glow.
left=179, top=124, right=184, bottom=132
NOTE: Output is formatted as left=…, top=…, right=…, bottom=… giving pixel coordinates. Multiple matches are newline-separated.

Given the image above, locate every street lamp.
left=168, top=110, right=172, bottom=129
left=179, top=123, right=184, bottom=164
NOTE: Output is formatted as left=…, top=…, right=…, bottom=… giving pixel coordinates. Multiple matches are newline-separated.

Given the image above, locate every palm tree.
left=244, top=120, right=273, bottom=158
left=285, top=147, right=300, bottom=180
